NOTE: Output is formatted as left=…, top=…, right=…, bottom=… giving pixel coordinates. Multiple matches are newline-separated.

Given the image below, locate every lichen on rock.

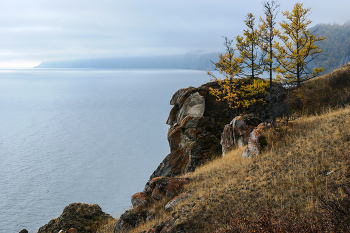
left=131, top=192, right=151, bottom=208
left=145, top=82, right=232, bottom=191
left=37, top=203, right=113, bottom=233
left=220, top=115, right=261, bottom=156
left=242, top=123, right=266, bottom=158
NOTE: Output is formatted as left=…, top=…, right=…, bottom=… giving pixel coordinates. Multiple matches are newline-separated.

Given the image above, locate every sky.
left=0, top=0, right=349, bottom=68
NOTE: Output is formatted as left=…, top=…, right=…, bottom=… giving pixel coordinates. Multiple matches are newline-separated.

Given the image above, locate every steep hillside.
left=125, top=107, right=350, bottom=233
left=117, top=64, right=350, bottom=233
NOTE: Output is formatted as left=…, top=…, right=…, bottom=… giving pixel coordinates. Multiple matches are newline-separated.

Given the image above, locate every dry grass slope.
left=105, top=63, right=350, bottom=232
left=125, top=106, right=350, bottom=232
left=178, top=107, right=350, bottom=231
left=293, top=63, right=350, bottom=115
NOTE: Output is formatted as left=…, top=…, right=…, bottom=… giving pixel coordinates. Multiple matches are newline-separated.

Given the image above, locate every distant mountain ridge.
left=310, top=19, right=350, bottom=74
left=35, top=52, right=220, bottom=70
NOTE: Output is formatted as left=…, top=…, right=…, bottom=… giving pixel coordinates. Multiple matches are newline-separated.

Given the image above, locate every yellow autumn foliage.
left=209, top=76, right=269, bottom=110
left=274, top=3, right=326, bottom=88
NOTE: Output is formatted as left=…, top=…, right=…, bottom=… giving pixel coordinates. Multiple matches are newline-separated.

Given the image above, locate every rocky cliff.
left=34, top=82, right=267, bottom=233
left=110, top=82, right=234, bottom=232
left=145, top=82, right=232, bottom=185
left=112, top=82, right=268, bottom=232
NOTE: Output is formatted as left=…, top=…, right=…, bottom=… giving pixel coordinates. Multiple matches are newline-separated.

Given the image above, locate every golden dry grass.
left=125, top=106, right=350, bottom=232
left=96, top=218, right=117, bottom=233
left=292, top=63, right=350, bottom=115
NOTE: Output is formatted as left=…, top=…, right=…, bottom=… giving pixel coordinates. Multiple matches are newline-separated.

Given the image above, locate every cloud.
left=0, top=0, right=349, bottom=67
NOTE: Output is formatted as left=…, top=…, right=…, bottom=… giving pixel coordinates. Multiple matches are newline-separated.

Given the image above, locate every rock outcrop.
left=220, top=115, right=266, bottom=158
left=220, top=116, right=257, bottom=155
left=131, top=192, right=151, bottom=208
left=114, top=177, right=191, bottom=233
left=145, top=177, right=190, bottom=200
left=113, top=209, right=148, bottom=233
left=37, top=203, right=114, bottom=233
left=220, top=116, right=254, bottom=156
left=114, top=82, right=231, bottom=233
left=165, top=192, right=191, bottom=211
left=145, top=82, right=231, bottom=188
left=242, top=123, right=266, bottom=158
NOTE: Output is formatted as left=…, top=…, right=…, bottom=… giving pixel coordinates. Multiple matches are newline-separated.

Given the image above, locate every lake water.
left=0, top=68, right=211, bottom=233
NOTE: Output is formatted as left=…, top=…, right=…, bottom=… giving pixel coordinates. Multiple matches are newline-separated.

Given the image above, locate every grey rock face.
left=113, top=210, right=147, bottom=233
left=38, top=203, right=113, bottom=233
left=221, top=123, right=235, bottom=156
left=242, top=123, right=265, bottom=158
left=220, top=116, right=255, bottom=156
left=165, top=192, right=191, bottom=211
left=177, top=92, right=205, bottom=124
left=145, top=82, right=232, bottom=190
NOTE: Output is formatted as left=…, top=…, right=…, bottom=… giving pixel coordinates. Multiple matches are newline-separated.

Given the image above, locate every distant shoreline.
left=35, top=52, right=220, bottom=70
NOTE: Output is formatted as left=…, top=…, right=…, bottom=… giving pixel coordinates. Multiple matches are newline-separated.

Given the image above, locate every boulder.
left=37, top=203, right=114, bottom=233
left=220, top=116, right=256, bottom=155
left=19, top=230, right=28, bottom=233
left=242, top=123, right=266, bottom=158
left=232, top=116, right=255, bottom=148
left=146, top=82, right=232, bottom=188
left=220, top=123, right=235, bottom=155
left=113, top=209, right=147, bottom=233
left=165, top=192, right=191, bottom=211
left=145, top=177, right=190, bottom=200
left=131, top=192, right=151, bottom=208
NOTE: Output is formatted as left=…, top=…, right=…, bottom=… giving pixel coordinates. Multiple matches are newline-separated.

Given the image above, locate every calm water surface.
left=0, top=68, right=210, bottom=233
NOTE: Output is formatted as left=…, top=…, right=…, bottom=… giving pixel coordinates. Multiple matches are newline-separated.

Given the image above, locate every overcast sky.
left=0, top=0, right=349, bottom=67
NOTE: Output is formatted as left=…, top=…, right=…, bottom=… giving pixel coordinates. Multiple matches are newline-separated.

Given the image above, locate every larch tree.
left=258, top=1, right=284, bottom=125
left=274, top=3, right=326, bottom=88
left=207, top=37, right=244, bottom=109
left=208, top=37, right=244, bottom=80
left=207, top=35, right=269, bottom=112
left=236, top=13, right=265, bottom=79
left=235, top=13, right=269, bottom=112
left=258, top=1, right=280, bottom=90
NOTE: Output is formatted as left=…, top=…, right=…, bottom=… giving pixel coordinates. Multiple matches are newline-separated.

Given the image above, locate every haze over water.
left=0, top=68, right=209, bottom=232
